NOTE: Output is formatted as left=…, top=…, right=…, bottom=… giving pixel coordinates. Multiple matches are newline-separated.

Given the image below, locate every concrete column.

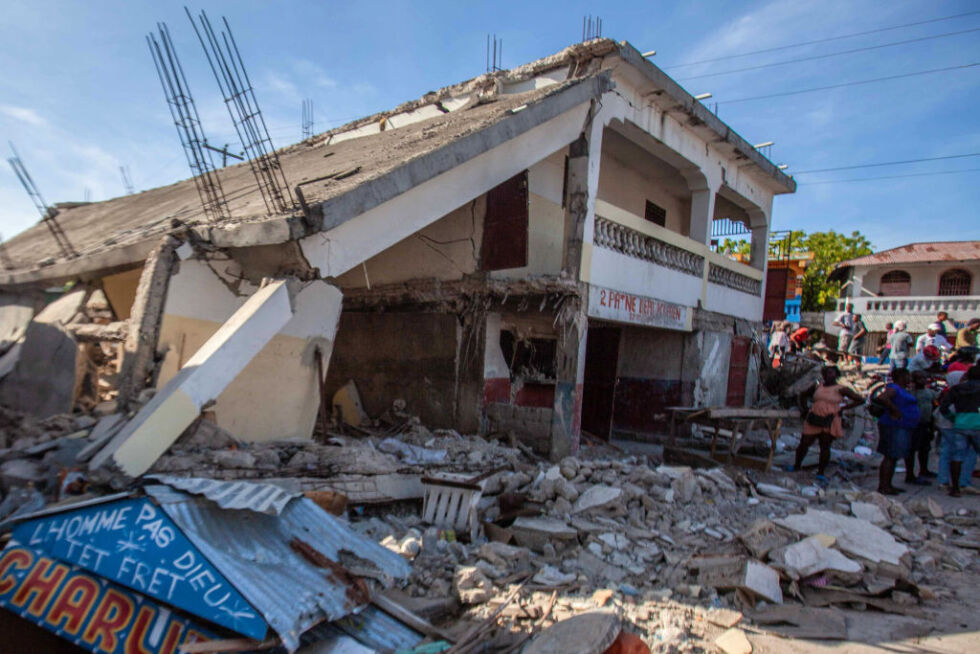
left=116, top=236, right=178, bottom=410
left=749, top=225, right=769, bottom=272
left=562, top=100, right=603, bottom=278
left=551, top=292, right=587, bottom=460
left=688, top=188, right=715, bottom=245
left=850, top=272, right=865, bottom=298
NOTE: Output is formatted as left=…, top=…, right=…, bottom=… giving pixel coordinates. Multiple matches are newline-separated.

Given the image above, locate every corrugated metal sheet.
left=299, top=606, right=423, bottom=652
left=2, top=491, right=133, bottom=523
left=839, top=241, right=980, bottom=268
left=148, top=475, right=299, bottom=515
left=144, top=485, right=411, bottom=653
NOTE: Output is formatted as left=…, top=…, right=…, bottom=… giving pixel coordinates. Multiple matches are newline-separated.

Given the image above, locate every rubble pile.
left=343, top=446, right=978, bottom=652
left=1, top=398, right=978, bottom=652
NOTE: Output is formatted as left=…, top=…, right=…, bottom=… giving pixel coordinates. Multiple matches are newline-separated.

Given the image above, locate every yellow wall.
left=157, top=313, right=321, bottom=442
left=101, top=267, right=143, bottom=320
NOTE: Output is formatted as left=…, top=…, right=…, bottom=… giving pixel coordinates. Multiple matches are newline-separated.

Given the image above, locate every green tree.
left=800, top=230, right=873, bottom=311
left=716, top=237, right=751, bottom=257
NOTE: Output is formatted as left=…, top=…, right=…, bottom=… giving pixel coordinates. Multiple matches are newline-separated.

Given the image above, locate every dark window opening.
left=499, top=330, right=556, bottom=382
left=879, top=269, right=911, bottom=296
left=480, top=171, right=529, bottom=271
left=645, top=200, right=666, bottom=227
left=939, top=269, right=971, bottom=296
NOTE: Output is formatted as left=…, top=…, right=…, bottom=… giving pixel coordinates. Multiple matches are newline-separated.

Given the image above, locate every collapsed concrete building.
left=0, top=39, right=795, bottom=473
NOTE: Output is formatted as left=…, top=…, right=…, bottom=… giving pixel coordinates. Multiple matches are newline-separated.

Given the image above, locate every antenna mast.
left=582, top=15, right=603, bottom=41
left=120, top=165, right=135, bottom=195
left=147, top=21, right=230, bottom=222
left=485, top=34, right=503, bottom=72
left=302, top=98, right=314, bottom=140
left=7, top=142, right=78, bottom=259
left=187, top=8, right=293, bottom=216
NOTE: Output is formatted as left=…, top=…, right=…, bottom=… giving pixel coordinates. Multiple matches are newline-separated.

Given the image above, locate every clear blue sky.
left=1, top=0, right=978, bottom=251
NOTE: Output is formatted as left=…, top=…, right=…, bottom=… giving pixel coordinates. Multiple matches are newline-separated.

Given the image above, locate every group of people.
left=792, top=308, right=980, bottom=497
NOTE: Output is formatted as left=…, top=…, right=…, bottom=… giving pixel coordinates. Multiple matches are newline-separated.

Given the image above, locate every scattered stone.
left=696, top=557, right=783, bottom=604
left=851, top=501, right=889, bottom=526
left=453, top=566, right=492, bottom=604
left=572, top=485, right=623, bottom=514
left=714, top=627, right=752, bottom=654
left=777, top=509, right=909, bottom=566
left=510, top=517, right=577, bottom=553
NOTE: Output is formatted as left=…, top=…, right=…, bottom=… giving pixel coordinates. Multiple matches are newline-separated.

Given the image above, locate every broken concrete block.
left=211, top=449, right=257, bottom=469
left=572, top=484, right=622, bottom=514
left=523, top=611, right=621, bottom=654
left=773, top=536, right=862, bottom=579
left=697, top=557, right=783, bottom=604
left=533, top=565, right=576, bottom=587
left=776, top=509, right=909, bottom=566
left=332, top=379, right=369, bottom=427
left=738, top=519, right=793, bottom=559
left=454, top=565, right=492, bottom=604
left=0, top=321, right=80, bottom=419
left=714, top=628, right=752, bottom=654
left=851, top=501, right=889, bottom=526
left=511, top=517, right=578, bottom=552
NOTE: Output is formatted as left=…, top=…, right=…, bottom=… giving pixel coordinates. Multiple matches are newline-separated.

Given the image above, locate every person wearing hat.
left=916, top=323, right=952, bottom=355
left=888, top=321, right=914, bottom=371
left=956, top=318, right=980, bottom=349
left=909, top=344, right=942, bottom=373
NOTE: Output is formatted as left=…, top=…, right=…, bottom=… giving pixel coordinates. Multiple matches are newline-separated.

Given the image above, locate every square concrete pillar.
left=550, top=295, right=587, bottom=460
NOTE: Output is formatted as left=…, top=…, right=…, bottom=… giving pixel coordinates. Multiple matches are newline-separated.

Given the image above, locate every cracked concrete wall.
left=155, top=257, right=342, bottom=442
left=334, top=197, right=486, bottom=290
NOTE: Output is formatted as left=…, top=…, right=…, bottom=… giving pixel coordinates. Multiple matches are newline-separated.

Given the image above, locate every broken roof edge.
left=612, top=41, right=796, bottom=195
left=0, top=237, right=157, bottom=289
left=300, top=39, right=619, bottom=149
left=834, top=239, right=980, bottom=269
left=206, top=73, right=614, bottom=248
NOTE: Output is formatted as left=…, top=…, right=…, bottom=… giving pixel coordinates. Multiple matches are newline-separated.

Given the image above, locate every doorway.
left=581, top=325, right=621, bottom=439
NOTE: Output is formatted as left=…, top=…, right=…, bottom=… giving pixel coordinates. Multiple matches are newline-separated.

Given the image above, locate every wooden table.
left=666, top=406, right=799, bottom=471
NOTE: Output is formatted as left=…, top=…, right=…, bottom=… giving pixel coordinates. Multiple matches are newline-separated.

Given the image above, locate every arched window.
left=938, top=269, right=972, bottom=296
left=879, top=270, right=911, bottom=296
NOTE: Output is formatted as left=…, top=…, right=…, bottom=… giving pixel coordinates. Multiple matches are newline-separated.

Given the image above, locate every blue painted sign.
left=12, top=497, right=267, bottom=639
left=0, top=543, right=215, bottom=654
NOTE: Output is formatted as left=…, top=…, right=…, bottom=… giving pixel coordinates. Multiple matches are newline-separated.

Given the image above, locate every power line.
left=667, top=10, right=980, bottom=68
left=716, top=62, right=978, bottom=104
left=798, top=168, right=980, bottom=185
left=678, top=27, right=980, bottom=81
left=793, top=153, right=980, bottom=174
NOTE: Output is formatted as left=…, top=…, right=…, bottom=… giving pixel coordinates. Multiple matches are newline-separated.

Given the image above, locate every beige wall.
left=490, top=150, right=567, bottom=280
left=858, top=262, right=980, bottom=296
left=335, top=195, right=485, bottom=289
left=596, top=147, right=691, bottom=236
left=156, top=258, right=332, bottom=443
left=101, top=267, right=143, bottom=320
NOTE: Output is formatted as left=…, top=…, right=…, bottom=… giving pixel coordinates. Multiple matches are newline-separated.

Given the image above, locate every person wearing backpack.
left=875, top=368, right=920, bottom=495
left=792, top=366, right=864, bottom=483
left=939, top=365, right=980, bottom=497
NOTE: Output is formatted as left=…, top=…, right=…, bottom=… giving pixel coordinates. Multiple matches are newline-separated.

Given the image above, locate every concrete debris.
left=777, top=508, right=909, bottom=566
left=696, top=557, right=783, bottom=604
left=850, top=500, right=890, bottom=527
left=571, top=484, right=623, bottom=513
left=771, top=535, right=862, bottom=580
left=0, top=393, right=976, bottom=653
left=454, top=565, right=493, bottom=604
left=714, top=627, right=752, bottom=654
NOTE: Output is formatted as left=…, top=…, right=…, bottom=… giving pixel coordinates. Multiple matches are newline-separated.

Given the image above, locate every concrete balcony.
left=837, top=296, right=980, bottom=316
left=589, top=200, right=764, bottom=323
left=827, top=295, right=980, bottom=333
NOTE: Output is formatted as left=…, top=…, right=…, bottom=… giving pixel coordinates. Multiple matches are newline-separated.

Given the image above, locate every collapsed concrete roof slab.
left=0, top=39, right=792, bottom=289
